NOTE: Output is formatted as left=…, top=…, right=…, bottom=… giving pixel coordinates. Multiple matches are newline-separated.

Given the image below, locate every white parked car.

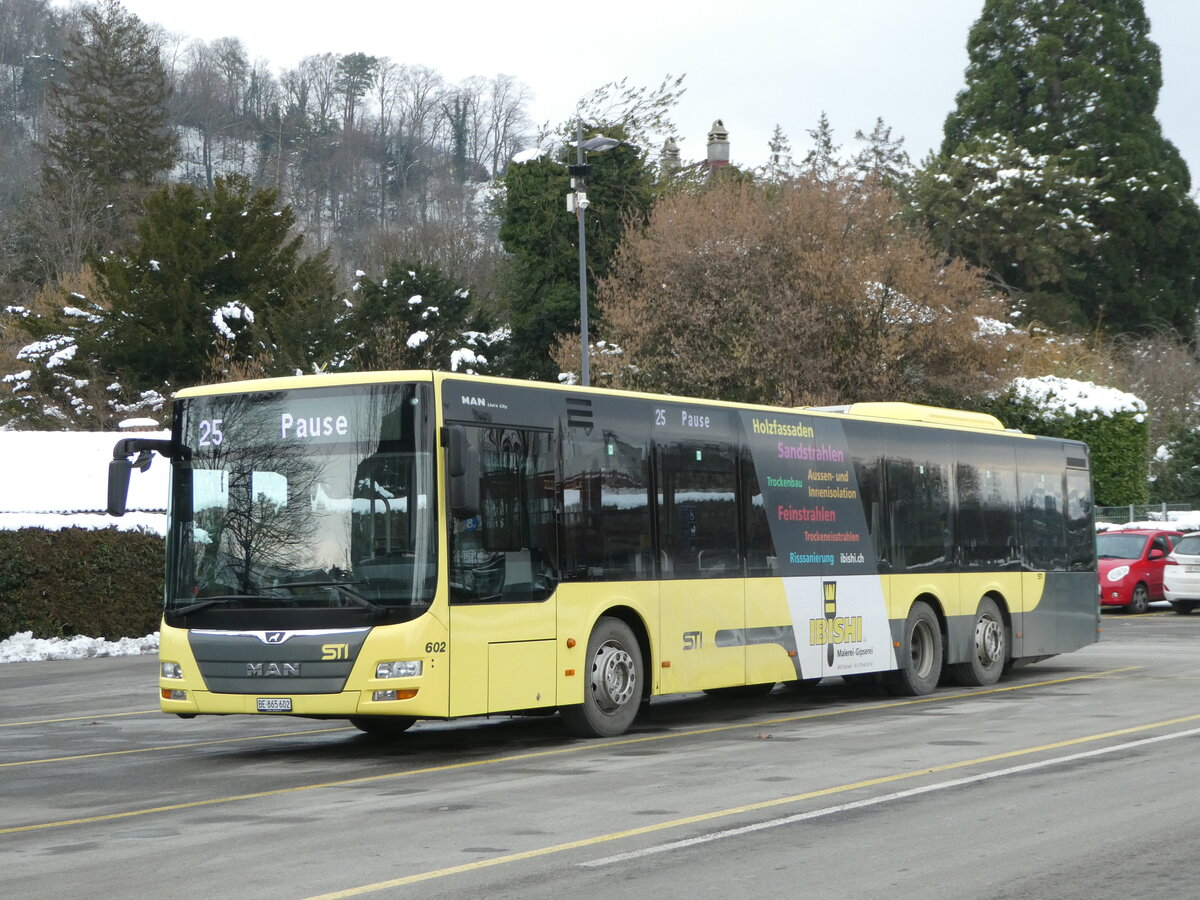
left=1164, top=532, right=1200, bottom=614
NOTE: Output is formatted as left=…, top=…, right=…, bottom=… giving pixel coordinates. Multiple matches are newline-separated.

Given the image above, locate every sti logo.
left=462, top=395, right=487, bottom=407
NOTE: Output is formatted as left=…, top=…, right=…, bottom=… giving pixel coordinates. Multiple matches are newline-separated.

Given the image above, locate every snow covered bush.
left=990, top=375, right=1149, bottom=506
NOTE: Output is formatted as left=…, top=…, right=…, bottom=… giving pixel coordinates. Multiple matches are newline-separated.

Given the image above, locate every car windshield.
left=1096, top=533, right=1149, bottom=560
left=166, top=382, right=437, bottom=621
left=1173, top=535, right=1200, bottom=556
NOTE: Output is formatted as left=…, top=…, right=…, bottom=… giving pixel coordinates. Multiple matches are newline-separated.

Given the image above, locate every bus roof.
left=173, top=370, right=434, bottom=399
left=173, top=370, right=1010, bottom=435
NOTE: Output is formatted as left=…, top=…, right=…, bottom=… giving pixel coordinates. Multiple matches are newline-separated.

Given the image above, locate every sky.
left=112, top=0, right=1200, bottom=184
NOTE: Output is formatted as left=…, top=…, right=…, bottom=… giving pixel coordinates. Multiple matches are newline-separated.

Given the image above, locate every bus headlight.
left=161, top=661, right=184, bottom=679
left=376, top=660, right=422, bottom=679
left=1107, top=566, right=1130, bottom=582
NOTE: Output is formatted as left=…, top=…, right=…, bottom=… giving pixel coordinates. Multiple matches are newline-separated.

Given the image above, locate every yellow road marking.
left=0, top=710, right=159, bottom=728
left=0, top=666, right=1135, bottom=835
left=0, top=666, right=1140, bottom=770
left=308, top=710, right=1200, bottom=898
left=0, top=726, right=354, bottom=768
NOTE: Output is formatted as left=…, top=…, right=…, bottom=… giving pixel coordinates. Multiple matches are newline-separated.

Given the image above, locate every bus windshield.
left=166, top=382, right=437, bottom=621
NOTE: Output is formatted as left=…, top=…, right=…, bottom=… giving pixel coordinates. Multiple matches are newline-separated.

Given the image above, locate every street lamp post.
left=567, top=122, right=620, bottom=387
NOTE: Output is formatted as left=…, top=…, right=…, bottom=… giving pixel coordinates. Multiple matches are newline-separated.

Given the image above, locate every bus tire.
left=561, top=617, right=643, bottom=738
left=349, top=715, right=416, bottom=736
left=888, top=602, right=942, bottom=697
left=951, top=597, right=1007, bottom=687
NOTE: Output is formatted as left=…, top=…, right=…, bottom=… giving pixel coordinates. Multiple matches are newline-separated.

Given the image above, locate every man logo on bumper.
left=247, top=662, right=301, bottom=677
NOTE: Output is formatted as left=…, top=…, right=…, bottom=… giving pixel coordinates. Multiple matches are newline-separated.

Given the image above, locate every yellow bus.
left=108, top=371, right=1099, bottom=737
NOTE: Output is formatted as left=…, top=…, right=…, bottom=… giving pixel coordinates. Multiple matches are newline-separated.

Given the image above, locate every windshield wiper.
left=275, top=580, right=390, bottom=616
left=172, top=594, right=268, bottom=615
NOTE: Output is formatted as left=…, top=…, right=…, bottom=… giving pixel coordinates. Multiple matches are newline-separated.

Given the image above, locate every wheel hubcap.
left=590, top=642, right=636, bottom=713
left=975, top=615, right=1002, bottom=666
left=910, top=620, right=934, bottom=678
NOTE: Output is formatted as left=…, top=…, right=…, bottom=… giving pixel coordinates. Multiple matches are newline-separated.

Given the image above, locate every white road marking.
left=580, top=725, right=1200, bottom=868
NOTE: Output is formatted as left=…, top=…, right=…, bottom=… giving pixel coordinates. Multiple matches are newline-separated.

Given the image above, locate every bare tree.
left=485, top=74, right=531, bottom=178
left=563, top=176, right=1022, bottom=408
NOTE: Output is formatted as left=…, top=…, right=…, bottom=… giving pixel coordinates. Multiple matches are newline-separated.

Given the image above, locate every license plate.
left=256, top=698, right=292, bottom=712
left=1186, top=566, right=1200, bottom=574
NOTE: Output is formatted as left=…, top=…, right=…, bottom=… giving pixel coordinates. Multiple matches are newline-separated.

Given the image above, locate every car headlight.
left=376, top=660, right=422, bottom=679
left=1107, top=565, right=1130, bottom=582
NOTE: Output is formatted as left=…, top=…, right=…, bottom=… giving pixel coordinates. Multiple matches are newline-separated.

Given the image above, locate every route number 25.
left=198, top=419, right=224, bottom=447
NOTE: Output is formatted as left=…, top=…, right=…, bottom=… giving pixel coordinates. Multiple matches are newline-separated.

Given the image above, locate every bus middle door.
left=656, top=441, right=746, bottom=693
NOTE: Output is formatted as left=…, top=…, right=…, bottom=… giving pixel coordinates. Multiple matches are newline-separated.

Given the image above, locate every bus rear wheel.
left=888, top=602, right=942, bottom=696
left=561, top=617, right=643, bottom=738
left=951, top=597, right=1007, bottom=687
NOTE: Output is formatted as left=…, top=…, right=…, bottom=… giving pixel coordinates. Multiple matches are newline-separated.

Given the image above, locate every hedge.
left=0, top=527, right=164, bottom=639
left=986, top=376, right=1149, bottom=507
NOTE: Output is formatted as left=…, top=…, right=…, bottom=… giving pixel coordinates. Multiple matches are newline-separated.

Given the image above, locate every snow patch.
left=0, top=631, right=159, bottom=663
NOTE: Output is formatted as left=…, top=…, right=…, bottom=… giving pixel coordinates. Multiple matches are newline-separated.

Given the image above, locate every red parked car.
left=1097, top=528, right=1183, bottom=613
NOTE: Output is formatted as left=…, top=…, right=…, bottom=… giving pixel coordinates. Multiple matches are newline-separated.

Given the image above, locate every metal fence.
left=1094, top=503, right=1193, bottom=525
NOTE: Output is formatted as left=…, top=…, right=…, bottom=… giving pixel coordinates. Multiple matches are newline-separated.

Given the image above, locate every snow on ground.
left=0, top=631, right=158, bottom=663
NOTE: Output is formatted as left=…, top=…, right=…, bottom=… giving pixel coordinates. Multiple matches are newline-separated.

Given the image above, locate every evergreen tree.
left=496, top=125, right=656, bottom=381
left=35, top=0, right=177, bottom=275
left=88, top=174, right=341, bottom=392
left=335, top=52, right=377, bottom=131
left=346, top=260, right=501, bottom=372
left=764, top=124, right=795, bottom=182
left=801, top=112, right=843, bottom=182
left=42, top=0, right=176, bottom=187
left=853, top=117, right=912, bottom=187
left=1150, top=427, right=1200, bottom=506
left=923, top=0, right=1200, bottom=333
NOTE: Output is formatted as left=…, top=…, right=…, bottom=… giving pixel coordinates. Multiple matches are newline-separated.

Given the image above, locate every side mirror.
left=446, top=425, right=479, bottom=519
left=108, top=437, right=174, bottom=517
left=107, top=457, right=134, bottom=517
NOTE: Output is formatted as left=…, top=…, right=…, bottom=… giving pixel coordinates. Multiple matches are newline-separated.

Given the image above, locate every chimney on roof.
left=707, top=119, right=729, bottom=170
left=661, top=136, right=680, bottom=173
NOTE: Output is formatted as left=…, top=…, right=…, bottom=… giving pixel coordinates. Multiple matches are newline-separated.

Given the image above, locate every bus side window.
left=657, top=443, right=738, bottom=579
left=449, top=427, right=557, bottom=603
left=1017, top=445, right=1069, bottom=572
left=886, top=440, right=952, bottom=573
left=955, top=434, right=1019, bottom=570
left=845, top=421, right=888, bottom=573
left=560, top=429, right=652, bottom=581
left=741, top=453, right=776, bottom=576
left=1065, top=468, right=1095, bottom=572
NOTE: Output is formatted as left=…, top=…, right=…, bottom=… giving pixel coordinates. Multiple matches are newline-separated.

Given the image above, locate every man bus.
left=108, top=371, right=1098, bottom=738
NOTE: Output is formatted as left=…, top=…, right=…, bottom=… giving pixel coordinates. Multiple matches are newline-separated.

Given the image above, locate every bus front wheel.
left=888, top=602, right=942, bottom=697
left=561, top=617, right=643, bottom=738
